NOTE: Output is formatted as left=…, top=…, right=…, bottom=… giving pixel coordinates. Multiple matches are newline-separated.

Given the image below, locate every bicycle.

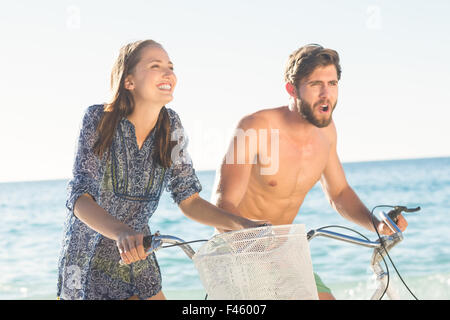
left=125, top=205, right=421, bottom=300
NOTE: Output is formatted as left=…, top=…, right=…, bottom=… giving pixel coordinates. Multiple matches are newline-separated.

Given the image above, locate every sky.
left=0, top=0, right=449, bottom=183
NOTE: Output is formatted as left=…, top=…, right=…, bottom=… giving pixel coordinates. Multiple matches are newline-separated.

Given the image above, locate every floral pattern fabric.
left=57, top=104, right=202, bottom=300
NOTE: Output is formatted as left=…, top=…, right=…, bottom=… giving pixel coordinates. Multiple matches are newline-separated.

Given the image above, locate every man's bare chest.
left=255, top=132, right=330, bottom=196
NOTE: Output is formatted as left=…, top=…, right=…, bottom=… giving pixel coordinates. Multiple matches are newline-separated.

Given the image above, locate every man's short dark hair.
left=284, top=44, right=341, bottom=89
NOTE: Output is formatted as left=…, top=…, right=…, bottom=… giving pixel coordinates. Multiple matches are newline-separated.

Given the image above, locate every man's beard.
left=298, top=99, right=337, bottom=128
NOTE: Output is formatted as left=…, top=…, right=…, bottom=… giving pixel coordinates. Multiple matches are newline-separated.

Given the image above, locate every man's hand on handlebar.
left=377, top=213, right=408, bottom=235
left=243, top=219, right=272, bottom=229
left=219, top=219, right=272, bottom=233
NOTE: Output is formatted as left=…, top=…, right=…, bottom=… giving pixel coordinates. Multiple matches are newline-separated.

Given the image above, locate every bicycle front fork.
left=370, top=262, right=400, bottom=300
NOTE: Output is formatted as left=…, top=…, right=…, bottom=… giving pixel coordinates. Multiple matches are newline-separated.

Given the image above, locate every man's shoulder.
left=237, top=106, right=287, bottom=129
left=320, top=119, right=338, bottom=144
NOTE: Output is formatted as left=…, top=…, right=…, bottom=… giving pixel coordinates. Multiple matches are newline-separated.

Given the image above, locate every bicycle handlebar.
left=308, top=205, right=421, bottom=260
left=121, top=205, right=421, bottom=269
left=122, top=205, right=420, bottom=300
left=119, top=232, right=195, bottom=265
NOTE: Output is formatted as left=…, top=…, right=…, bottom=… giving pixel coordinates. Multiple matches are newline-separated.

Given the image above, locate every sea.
left=1, top=157, right=449, bottom=300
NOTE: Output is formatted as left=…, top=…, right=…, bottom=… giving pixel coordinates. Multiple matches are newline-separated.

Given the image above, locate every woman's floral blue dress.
left=57, top=105, right=202, bottom=300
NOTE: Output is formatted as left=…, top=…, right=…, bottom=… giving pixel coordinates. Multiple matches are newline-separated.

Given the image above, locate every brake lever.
left=387, top=206, right=421, bottom=224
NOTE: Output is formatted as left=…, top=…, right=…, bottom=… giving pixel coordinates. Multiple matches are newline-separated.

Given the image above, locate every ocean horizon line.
left=0, top=155, right=449, bottom=185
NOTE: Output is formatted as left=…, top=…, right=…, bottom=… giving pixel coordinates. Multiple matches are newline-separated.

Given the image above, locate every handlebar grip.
left=405, top=206, right=421, bottom=213
left=143, top=235, right=152, bottom=251
left=119, top=235, right=153, bottom=266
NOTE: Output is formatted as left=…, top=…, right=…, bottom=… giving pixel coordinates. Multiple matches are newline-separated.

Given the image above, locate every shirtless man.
left=211, top=44, right=408, bottom=300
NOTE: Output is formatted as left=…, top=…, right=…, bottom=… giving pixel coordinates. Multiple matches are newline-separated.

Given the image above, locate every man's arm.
left=319, top=122, right=407, bottom=234
left=319, top=125, right=376, bottom=232
left=211, top=116, right=259, bottom=231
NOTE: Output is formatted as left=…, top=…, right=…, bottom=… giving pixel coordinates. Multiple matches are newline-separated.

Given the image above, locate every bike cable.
left=316, top=224, right=390, bottom=299
left=160, top=239, right=209, bottom=249
left=371, top=205, right=419, bottom=300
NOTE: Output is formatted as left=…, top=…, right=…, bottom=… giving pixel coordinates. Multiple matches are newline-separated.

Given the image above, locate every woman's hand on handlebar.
left=377, top=213, right=408, bottom=235
left=116, top=228, right=148, bottom=265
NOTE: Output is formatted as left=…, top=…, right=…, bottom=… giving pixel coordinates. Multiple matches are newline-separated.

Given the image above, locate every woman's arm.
left=179, top=193, right=269, bottom=232
left=74, top=193, right=147, bottom=264
left=74, top=193, right=131, bottom=240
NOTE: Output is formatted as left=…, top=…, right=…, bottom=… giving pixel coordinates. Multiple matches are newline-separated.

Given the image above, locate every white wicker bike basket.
left=192, top=224, right=318, bottom=300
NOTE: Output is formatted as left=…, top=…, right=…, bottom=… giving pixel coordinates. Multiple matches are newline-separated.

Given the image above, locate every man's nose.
left=319, top=85, right=331, bottom=99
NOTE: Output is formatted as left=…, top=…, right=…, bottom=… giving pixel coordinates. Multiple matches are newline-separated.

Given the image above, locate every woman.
left=57, top=40, right=268, bottom=300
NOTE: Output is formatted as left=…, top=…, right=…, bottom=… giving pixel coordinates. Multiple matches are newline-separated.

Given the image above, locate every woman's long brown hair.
left=93, top=40, right=174, bottom=168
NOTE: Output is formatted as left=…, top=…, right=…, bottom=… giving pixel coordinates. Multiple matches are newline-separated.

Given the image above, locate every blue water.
left=1, top=157, right=449, bottom=300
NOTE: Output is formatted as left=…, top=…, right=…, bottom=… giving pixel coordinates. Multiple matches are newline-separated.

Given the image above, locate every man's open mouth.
left=319, top=104, right=329, bottom=112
